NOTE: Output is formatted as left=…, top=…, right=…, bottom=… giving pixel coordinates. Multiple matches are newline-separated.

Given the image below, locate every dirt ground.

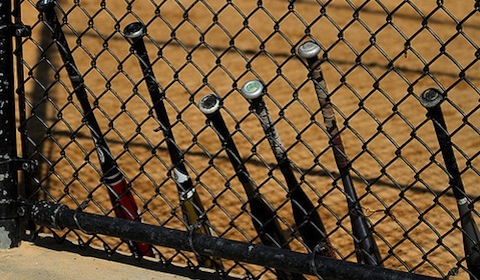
left=0, top=235, right=211, bottom=280
left=14, top=0, right=480, bottom=279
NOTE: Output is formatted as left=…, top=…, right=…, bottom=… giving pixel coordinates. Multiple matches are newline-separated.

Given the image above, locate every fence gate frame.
left=1, top=0, right=478, bottom=279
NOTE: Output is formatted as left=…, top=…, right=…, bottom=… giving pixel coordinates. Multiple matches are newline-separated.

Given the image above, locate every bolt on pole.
left=0, top=0, right=20, bottom=249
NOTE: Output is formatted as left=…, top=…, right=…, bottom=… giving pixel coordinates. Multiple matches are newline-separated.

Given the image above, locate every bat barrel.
left=298, top=41, right=321, bottom=59
left=419, top=88, right=443, bottom=109
left=240, top=80, right=287, bottom=162
left=298, top=41, right=323, bottom=70
left=199, top=94, right=257, bottom=199
left=198, top=94, right=221, bottom=116
left=419, top=88, right=465, bottom=199
left=36, top=0, right=56, bottom=12
left=122, top=22, right=188, bottom=191
left=240, top=79, right=264, bottom=100
left=123, top=22, right=146, bottom=40
left=122, top=22, right=193, bottom=195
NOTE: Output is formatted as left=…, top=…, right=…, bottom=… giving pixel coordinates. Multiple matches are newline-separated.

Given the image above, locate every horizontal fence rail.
left=2, top=0, right=478, bottom=279
left=26, top=199, right=440, bottom=280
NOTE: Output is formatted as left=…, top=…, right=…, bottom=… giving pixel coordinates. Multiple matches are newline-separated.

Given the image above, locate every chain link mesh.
left=15, top=0, right=480, bottom=278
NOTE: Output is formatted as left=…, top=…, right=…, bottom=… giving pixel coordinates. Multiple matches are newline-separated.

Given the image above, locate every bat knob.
left=198, top=94, right=220, bottom=115
left=36, top=0, right=56, bottom=11
left=298, top=41, right=321, bottom=58
left=419, top=88, right=444, bottom=108
left=241, top=80, right=264, bottom=100
left=123, top=22, right=146, bottom=39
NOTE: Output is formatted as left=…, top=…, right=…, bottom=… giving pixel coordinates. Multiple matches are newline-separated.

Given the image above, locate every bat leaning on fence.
left=298, top=41, right=382, bottom=266
left=419, top=88, right=480, bottom=280
left=198, top=94, right=306, bottom=280
left=240, top=80, right=336, bottom=257
left=36, top=1, right=155, bottom=257
left=122, top=22, right=222, bottom=270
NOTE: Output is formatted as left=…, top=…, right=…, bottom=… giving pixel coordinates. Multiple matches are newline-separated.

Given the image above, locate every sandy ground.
left=12, top=0, right=480, bottom=279
left=0, top=238, right=191, bottom=280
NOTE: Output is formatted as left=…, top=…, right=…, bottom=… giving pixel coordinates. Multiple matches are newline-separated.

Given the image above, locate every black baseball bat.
left=122, top=22, right=222, bottom=270
left=420, top=88, right=480, bottom=280
left=240, top=80, right=336, bottom=257
left=298, top=41, right=382, bottom=266
left=36, top=1, right=155, bottom=257
left=198, top=94, right=306, bottom=280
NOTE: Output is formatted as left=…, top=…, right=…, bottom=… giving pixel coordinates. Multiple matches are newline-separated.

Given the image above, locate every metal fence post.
left=0, top=0, right=20, bottom=249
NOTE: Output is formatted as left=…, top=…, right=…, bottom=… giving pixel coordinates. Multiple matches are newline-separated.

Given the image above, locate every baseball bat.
left=420, top=88, right=480, bottom=279
left=298, top=41, right=382, bottom=266
left=36, top=1, right=155, bottom=257
left=198, top=94, right=306, bottom=280
left=240, top=80, right=336, bottom=257
left=122, top=22, right=222, bottom=270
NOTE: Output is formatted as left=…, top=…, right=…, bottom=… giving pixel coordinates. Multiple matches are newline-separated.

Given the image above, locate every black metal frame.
left=0, top=0, right=21, bottom=249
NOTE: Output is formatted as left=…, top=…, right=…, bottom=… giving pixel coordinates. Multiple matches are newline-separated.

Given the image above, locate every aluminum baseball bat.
left=36, top=0, right=155, bottom=258
left=198, top=94, right=306, bottom=280
left=122, top=22, right=222, bottom=270
left=420, top=88, right=480, bottom=280
left=240, top=80, right=336, bottom=257
left=298, top=41, right=382, bottom=266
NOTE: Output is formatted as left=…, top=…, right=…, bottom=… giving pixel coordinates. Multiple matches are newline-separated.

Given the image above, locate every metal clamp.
left=310, top=244, right=326, bottom=280
left=0, top=158, right=38, bottom=173
left=0, top=23, right=31, bottom=37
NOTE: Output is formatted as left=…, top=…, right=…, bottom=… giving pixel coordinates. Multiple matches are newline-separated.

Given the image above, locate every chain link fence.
left=12, top=0, right=480, bottom=278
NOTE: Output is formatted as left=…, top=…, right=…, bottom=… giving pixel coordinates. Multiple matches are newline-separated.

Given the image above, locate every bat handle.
left=182, top=195, right=224, bottom=270
left=106, top=175, right=139, bottom=220
left=106, top=176, right=156, bottom=257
